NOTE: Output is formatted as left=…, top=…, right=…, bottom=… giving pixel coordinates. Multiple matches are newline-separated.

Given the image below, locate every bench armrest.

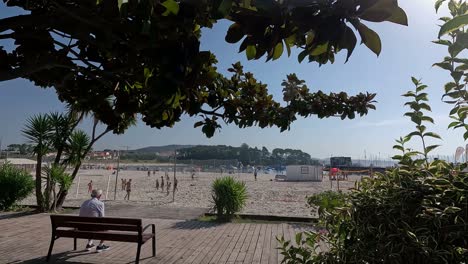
left=142, top=224, right=155, bottom=234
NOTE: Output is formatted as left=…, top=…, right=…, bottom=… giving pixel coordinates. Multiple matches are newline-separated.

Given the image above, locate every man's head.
left=91, top=189, right=103, bottom=199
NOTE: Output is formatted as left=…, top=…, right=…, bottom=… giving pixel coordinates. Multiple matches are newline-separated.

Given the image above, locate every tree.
left=0, top=0, right=407, bottom=137
left=21, top=114, right=52, bottom=211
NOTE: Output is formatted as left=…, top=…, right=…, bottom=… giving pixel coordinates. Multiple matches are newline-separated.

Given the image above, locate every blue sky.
left=0, top=0, right=464, bottom=160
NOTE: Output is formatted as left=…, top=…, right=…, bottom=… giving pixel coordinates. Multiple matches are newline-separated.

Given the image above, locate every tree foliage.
left=0, top=0, right=407, bottom=136
left=433, top=0, right=468, bottom=139
left=177, top=144, right=318, bottom=165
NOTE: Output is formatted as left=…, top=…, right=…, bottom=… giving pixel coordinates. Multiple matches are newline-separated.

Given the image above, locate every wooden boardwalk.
left=0, top=213, right=314, bottom=263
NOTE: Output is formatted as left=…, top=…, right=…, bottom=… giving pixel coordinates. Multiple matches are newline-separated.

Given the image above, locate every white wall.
left=285, top=165, right=322, bottom=182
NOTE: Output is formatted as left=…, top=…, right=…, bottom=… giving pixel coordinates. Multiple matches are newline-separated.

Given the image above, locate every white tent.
left=284, top=165, right=323, bottom=182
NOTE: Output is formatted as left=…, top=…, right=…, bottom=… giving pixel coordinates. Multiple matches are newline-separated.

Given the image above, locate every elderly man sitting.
left=79, top=189, right=111, bottom=252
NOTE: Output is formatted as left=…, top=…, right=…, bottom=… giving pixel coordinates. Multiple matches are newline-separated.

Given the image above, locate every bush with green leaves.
left=278, top=79, right=468, bottom=263
left=0, top=163, right=35, bottom=210
left=307, top=191, right=348, bottom=218
left=278, top=1, right=468, bottom=257
left=211, top=176, right=247, bottom=221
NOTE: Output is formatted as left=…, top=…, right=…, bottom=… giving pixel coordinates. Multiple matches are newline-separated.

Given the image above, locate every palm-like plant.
left=44, top=164, right=72, bottom=212
left=22, top=114, right=52, bottom=211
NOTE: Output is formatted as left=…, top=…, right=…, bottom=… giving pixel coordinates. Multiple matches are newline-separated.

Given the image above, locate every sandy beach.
left=22, top=166, right=362, bottom=217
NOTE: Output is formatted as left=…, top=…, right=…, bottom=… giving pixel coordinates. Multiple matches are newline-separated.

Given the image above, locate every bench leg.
left=46, top=235, right=55, bottom=262
left=152, top=236, right=156, bottom=257
left=136, top=243, right=142, bottom=264
left=73, top=238, right=77, bottom=250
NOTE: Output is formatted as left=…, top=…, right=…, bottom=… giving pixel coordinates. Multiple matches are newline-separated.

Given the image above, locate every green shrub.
left=0, top=163, right=35, bottom=210
left=211, top=176, right=247, bottom=221
left=307, top=191, right=347, bottom=218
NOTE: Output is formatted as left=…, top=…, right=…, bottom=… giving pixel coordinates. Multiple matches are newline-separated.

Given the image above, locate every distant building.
left=330, top=157, right=352, bottom=168
left=0, top=158, right=37, bottom=172
left=86, top=151, right=118, bottom=160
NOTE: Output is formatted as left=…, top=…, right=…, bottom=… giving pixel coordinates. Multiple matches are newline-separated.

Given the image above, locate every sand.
left=21, top=167, right=362, bottom=217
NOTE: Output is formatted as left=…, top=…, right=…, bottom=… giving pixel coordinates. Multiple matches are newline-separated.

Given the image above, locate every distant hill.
left=132, top=145, right=195, bottom=153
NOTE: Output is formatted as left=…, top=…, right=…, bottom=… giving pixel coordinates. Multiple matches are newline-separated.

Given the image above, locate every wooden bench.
left=47, top=215, right=155, bottom=264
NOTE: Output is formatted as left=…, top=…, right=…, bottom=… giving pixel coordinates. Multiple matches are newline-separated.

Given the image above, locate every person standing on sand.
left=166, top=181, right=171, bottom=196
left=121, top=179, right=125, bottom=191
left=173, top=177, right=178, bottom=192
left=147, top=171, right=150, bottom=177
left=156, top=179, right=159, bottom=190
left=79, top=189, right=111, bottom=252
left=87, top=180, right=93, bottom=193
left=124, top=179, right=132, bottom=200
left=122, top=179, right=127, bottom=191
left=161, top=176, right=165, bottom=191
left=254, top=167, right=257, bottom=181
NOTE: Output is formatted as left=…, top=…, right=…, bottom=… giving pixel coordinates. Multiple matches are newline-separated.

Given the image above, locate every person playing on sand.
left=124, top=179, right=132, bottom=200
left=191, top=168, right=195, bottom=180
left=161, top=176, right=164, bottom=191
left=147, top=170, right=150, bottom=177
left=166, top=181, right=171, bottom=196
left=173, top=177, right=178, bottom=192
left=122, top=179, right=127, bottom=191
left=254, top=167, right=257, bottom=181
left=79, top=189, right=110, bottom=252
left=155, top=179, right=159, bottom=190
left=87, top=180, right=93, bottom=194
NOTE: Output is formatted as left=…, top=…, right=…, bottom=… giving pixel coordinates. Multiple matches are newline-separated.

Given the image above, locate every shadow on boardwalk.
left=171, top=220, right=224, bottom=230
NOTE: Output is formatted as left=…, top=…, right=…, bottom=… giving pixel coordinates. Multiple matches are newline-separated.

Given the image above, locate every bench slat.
left=57, top=222, right=140, bottom=232
left=51, top=215, right=142, bottom=226
left=55, top=230, right=155, bottom=243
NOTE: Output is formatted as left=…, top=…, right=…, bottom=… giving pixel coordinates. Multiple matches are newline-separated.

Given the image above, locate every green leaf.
left=406, top=131, right=420, bottom=140
left=356, top=22, right=381, bottom=56
left=451, top=71, right=463, bottom=83
left=162, top=111, right=169, bottom=121
left=246, top=45, right=256, bottom=60
left=435, top=0, right=446, bottom=12
left=464, top=131, right=468, bottom=140
left=423, top=132, right=441, bottom=139
left=161, top=0, right=179, bottom=16
left=411, top=77, right=419, bottom=86
left=425, top=145, right=440, bottom=154
left=444, top=82, right=457, bottom=93
left=340, top=26, right=357, bottom=62
left=448, top=121, right=460, bottom=128
left=421, top=116, right=434, bottom=124
left=416, top=85, right=428, bottom=92
left=218, top=0, right=233, bottom=16
left=272, top=41, right=283, bottom=60
left=432, top=39, right=451, bottom=46
left=439, top=14, right=468, bottom=38
left=393, top=145, right=404, bottom=151
left=306, top=31, right=315, bottom=45
left=360, top=0, right=408, bottom=25
left=298, top=50, right=308, bottom=63
left=433, top=62, right=452, bottom=71
left=310, top=42, right=328, bottom=56
left=226, top=23, right=244, bottom=43
left=386, top=6, right=408, bottom=26
left=295, top=232, right=302, bottom=245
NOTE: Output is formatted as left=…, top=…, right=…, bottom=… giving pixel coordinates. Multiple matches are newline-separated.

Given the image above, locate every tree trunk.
left=55, top=161, right=81, bottom=209
left=35, top=155, right=44, bottom=211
